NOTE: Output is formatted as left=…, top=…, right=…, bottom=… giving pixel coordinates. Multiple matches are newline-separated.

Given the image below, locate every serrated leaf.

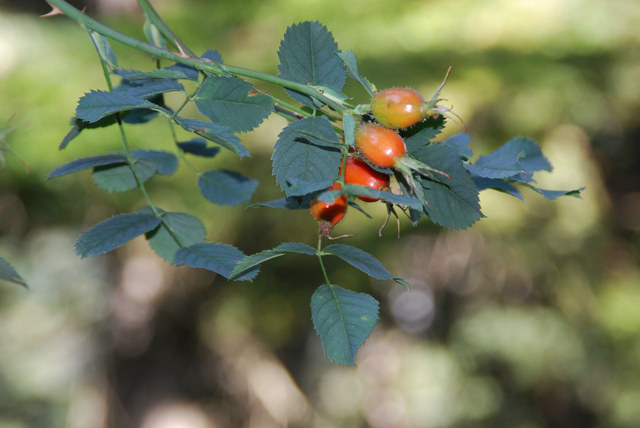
left=441, top=133, right=473, bottom=160
left=92, top=159, right=157, bottom=193
left=88, top=30, right=118, bottom=70
left=195, top=75, right=273, bottom=132
left=140, top=208, right=206, bottom=263
left=323, top=243, right=406, bottom=286
left=174, top=117, right=248, bottom=158
left=177, top=139, right=221, bottom=158
left=47, top=153, right=127, bottom=179
left=76, top=90, right=167, bottom=123
left=0, top=256, right=27, bottom=287
left=249, top=195, right=315, bottom=210
left=413, top=143, right=483, bottom=229
left=117, top=79, right=183, bottom=99
left=285, top=177, right=335, bottom=197
left=277, top=21, right=346, bottom=107
left=131, top=150, right=178, bottom=175
left=272, top=116, right=342, bottom=196
left=311, top=284, right=379, bottom=365
left=75, top=213, right=161, bottom=258
left=525, top=184, right=584, bottom=200
left=402, top=115, right=446, bottom=154
left=229, top=242, right=316, bottom=280
left=198, top=169, right=258, bottom=206
left=465, top=136, right=551, bottom=179
left=337, top=50, right=374, bottom=96
left=473, top=176, right=523, bottom=200
left=175, top=242, right=258, bottom=281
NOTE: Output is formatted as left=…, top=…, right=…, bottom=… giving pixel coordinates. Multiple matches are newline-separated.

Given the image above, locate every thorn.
left=171, top=41, right=191, bottom=59
left=41, top=2, right=64, bottom=18
left=327, top=233, right=353, bottom=240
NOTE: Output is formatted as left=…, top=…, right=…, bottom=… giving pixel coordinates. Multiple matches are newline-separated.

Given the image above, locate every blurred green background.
left=1, top=0, right=639, bottom=427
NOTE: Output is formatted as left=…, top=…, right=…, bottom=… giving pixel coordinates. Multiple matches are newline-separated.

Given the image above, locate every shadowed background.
left=0, top=0, right=639, bottom=427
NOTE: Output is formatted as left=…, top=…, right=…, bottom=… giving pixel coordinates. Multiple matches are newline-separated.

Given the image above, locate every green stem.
left=47, top=0, right=348, bottom=114
left=316, top=235, right=331, bottom=284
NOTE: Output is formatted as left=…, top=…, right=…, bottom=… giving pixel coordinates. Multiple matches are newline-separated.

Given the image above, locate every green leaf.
left=174, top=117, right=248, bottom=158
left=473, top=176, right=523, bottom=200
left=143, top=19, right=167, bottom=49
left=402, top=115, right=446, bottom=154
left=92, top=159, right=157, bottom=193
left=0, top=256, right=27, bottom=288
left=323, top=243, right=407, bottom=286
left=249, top=195, right=315, bottom=210
left=413, top=144, right=483, bottom=229
left=311, top=284, right=379, bottom=365
left=195, top=75, right=273, bottom=132
left=319, top=184, right=422, bottom=210
left=131, top=149, right=178, bottom=175
left=465, top=136, right=552, bottom=179
left=75, top=213, right=161, bottom=258
left=343, top=113, right=356, bottom=147
left=442, top=133, right=473, bottom=160
left=277, top=21, right=346, bottom=107
left=337, top=50, right=374, bottom=97
left=198, top=170, right=258, bottom=206
left=48, top=153, right=127, bottom=179
left=88, top=30, right=118, bottom=70
left=140, top=208, right=206, bottom=263
left=229, top=242, right=316, bottom=280
left=525, top=184, right=584, bottom=200
left=272, top=116, right=342, bottom=196
left=76, top=90, right=167, bottom=123
left=117, top=78, right=184, bottom=99
left=177, top=139, right=220, bottom=158
left=175, top=243, right=258, bottom=281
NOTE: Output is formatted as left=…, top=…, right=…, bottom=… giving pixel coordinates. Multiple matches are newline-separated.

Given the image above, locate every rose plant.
left=40, top=0, right=582, bottom=365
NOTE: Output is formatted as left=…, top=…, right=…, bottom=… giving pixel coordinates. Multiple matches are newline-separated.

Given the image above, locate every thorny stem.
left=46, top=0, right=348, bottom=114
left=135, top=0, right=196, bottom=58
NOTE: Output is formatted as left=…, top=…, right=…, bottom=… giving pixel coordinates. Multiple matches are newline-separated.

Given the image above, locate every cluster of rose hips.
left=311, top=73, right=455, bottom=235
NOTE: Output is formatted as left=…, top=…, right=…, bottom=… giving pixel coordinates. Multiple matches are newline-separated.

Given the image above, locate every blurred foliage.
left=0, top=0, right=639, bottom=427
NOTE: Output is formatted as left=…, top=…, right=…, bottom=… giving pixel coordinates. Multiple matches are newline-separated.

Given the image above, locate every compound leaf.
left=175, top=242, right=258, bottom=281
left=272, top=116, right=342, bottom=196
left=131, top=149, right=178, bottom=175
left=195, top=75, right=273, bottom=132
left=465, top=136, right=552, bottom=179
left=311, top=284, right=379, bottom=365
left=92, top=159, right=157, bottom=193
left=277, top=21, right=346, bottom=107
left=75, top=213, right=161, bottom=258
left=337, top=50, right=374, bottom=97
left=198, top=169, right=258, bottom=206
left=140, top=208, right=206, bottom=263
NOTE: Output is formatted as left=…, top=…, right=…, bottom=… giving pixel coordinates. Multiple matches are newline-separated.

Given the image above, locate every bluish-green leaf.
left=319, top=184, right=422, bottom=209
left=175, top=243, right=258, bottom=281
left=92, top=159, right=158, bottom=193
left=75, top=213, right=161, bottom=258
left=195, top=75, right=273, bottom=132
left=272, top=116, right=342, bottom=196
left=131, top=149, right=177, bottom=175
left=118, top=79, right=183, bottom=99
left=76, top=90, right=165, bottom=123
left=0, top=256, right=27, bottom=288
left=323, top=243, right=406, bottom=285
left=337, top=50, right=374, bottom=97
left=249, top=195, right=315, bottom=210
left=441, top=133, right=473, bottom=160
left=198, top=169, right=258, bottom=206
left=402, top=115, right=446, bottom=154
left=311, top=284, right=379, bottom=365
left=277, top=21, right=346, bottom=107
left=229, top=242, right=316, bottom=280
left=201, top=49, right=223, bottom=63
left=473, top=176, right=523, bottom=200
left=140, top=208, right=206, bottom=263
left=413, top=143, right=483, bottom=229
left=174, top=117, right=248, bottom=158
left=525, top=184, right=584, bottom=200
left=177, top=139, right=221, bottom=158
left=465, top=136, right=551, bottom=179
left=47, top=153, right=127, bottom=179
